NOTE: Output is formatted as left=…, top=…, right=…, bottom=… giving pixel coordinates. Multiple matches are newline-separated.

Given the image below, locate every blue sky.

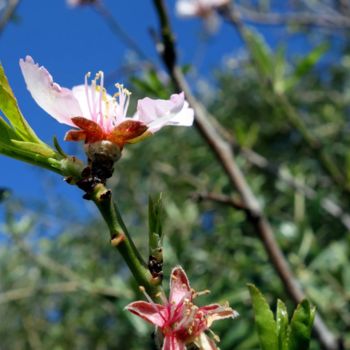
left=0, top=0, right=314, bottom=206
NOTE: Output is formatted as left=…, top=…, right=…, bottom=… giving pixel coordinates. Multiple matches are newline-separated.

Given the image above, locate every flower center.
left=83, top=72, right=132, bottom=133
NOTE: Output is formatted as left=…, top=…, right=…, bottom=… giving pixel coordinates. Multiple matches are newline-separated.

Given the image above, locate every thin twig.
left=234, top=4, right=350, bottom=30
left=0, top=0, right=20, bottom=35
left=151, top=1, right=341, bottom=349
left=238, top=143, right=350, bottom=230
left=191, top=192, right=246, bottom=211
left=0, top=281, right=128, bottom=304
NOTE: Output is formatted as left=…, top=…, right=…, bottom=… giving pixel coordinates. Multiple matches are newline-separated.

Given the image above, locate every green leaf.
left=0, top=116, right=18, bottom=143
left=147, top=70, right=166, bottom=95
left=288, top=300, right=316, bottom=350
left=276, top=299, right=290, bottom=350
left=285, top=44, right=328, bottom=91
left=53, top=136, right=67, bottom=158
left=273, top=45, right=287, bottom=93
left=0, top=63, right=39, bottom=143
left=245, top=29, right=274, bottom=79
left=248, top=284, right=278, bottom=350
left=0, top=142, right=60, bottom=173
left=294, top=44, right=328, bottom=79
left=130, top=69, right=168, bottom=99
left=11, top=140, right=56, bottom=158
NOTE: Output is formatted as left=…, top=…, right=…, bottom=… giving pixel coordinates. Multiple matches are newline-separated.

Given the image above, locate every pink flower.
left=176, top=0, right=229, bottom=18
left=19, top=56, right=194, bottom=149
left=126, top=266, right=238, bottom=350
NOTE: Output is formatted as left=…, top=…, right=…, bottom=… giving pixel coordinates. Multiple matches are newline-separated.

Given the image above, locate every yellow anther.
left=114, top=83, right=131, bottom=96
left=94, top=71, right=102, bottom=80
left=194, top=289, right=211, bottom=298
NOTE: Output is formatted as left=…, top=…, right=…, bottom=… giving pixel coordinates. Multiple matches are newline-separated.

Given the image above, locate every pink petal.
left=19, top=56, right=81, bottom=127
left=200, top=303, right=238, bottom=327
left=71, top=85, right=95, bottom=122
left=169, top=266, right=192, bottom=305
left=162, top=335, right=186, bottom=350
left=125, top=301, right=166, bottom=328
left=136, top=92, right=194, bottom=133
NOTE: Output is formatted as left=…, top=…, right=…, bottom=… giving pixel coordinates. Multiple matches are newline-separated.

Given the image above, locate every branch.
left=191, top=192, right=246, bottom=211
left=0, top=281, right=128, bottom=304
left=0, top=282, right=80, bottom=304
left=151, top=1, right=341, bottom=349
left=234, top=4, right=350, bottom=30
left=236, top=142, right=350, bottom=231
left=0, top=0, right=20, bottom=35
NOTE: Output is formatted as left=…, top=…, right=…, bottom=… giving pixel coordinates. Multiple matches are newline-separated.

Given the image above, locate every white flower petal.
left=136, top=93, right=194, bottom=133
left=176, top=0, right=229, bottom=18
left=176, top=0, right=198, bottom=16
left=19, top=56, right=81, bottom=127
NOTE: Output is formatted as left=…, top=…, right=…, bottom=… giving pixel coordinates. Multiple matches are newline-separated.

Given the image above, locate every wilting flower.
left=19, top=56, right=194, bottom=150
left=126, top=266, right=238, bottom=350
left=176, top=0, right=229, bottom=18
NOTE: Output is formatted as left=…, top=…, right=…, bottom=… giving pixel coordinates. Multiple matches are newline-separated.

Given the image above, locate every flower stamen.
left=139, top=286, right=167, bottom=323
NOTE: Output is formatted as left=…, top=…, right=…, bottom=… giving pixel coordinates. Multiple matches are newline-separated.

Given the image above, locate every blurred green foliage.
left=1, top=1, right=350, bottom=349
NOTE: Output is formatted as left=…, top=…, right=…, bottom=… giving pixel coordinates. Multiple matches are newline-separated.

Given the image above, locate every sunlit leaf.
left=11, top=140, right=56, bottom=158
left=0, top=63, right=39, bottom=143
left=248, top=284, right=278, bottom=350
left=285, top=44, right=328, bottom=91
left=288, top=300, right=316, bottom=350
left=276, top=299, right=289, bottom=350
left=0, top=116, right=18, bottom=143
left=245, top=30, right=274, bottom=79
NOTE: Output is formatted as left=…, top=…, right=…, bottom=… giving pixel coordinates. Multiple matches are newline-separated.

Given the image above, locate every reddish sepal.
left=109, top=120, right=148, bottom=146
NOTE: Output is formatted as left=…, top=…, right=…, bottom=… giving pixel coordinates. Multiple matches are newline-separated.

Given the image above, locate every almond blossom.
left=19, top=56, right=194, bottom=149
left=126, top=266, right=238, bottom=350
